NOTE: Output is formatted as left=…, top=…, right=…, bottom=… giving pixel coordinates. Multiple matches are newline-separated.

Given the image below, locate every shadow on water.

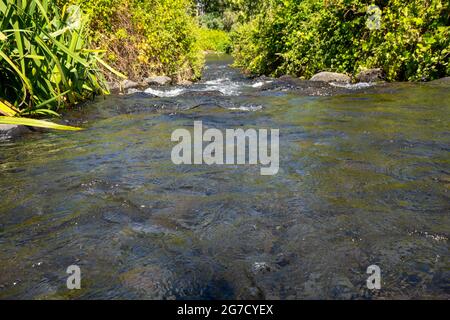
left=0, top=54, right=449, bottom=299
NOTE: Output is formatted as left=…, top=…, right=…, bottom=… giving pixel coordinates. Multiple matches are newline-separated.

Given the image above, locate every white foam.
left=216, top=85, right=241, bottom=96
left=228, top=105, right=263, bottom=112
left=142, top=76, right=247, bottom=97
left=200, top=77, right=242, bottom=95
left=144, top=88, right=185, bottom=97
left=330, top=82, right=374, bottom=90
left=251, top=81, right=273, bottom=88
left=204, top=78, right=230, bottom=85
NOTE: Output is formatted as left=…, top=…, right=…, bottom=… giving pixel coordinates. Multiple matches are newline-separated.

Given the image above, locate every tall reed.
left=0, top=0, right=123, bottom=129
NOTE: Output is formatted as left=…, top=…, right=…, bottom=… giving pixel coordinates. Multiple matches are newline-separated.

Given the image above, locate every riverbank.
left=231, top=1, right=449, bottom=82
left=2, top=54, right=449, bottom=141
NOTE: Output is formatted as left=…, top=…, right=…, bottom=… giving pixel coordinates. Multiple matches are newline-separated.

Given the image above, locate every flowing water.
left=0, top=54, right=449, bottom=299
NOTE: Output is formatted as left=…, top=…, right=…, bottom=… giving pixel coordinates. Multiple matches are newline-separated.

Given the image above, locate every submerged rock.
left=102, top=212, right=132, bottom=224
left=259, top=75, right=303, bottom=91
left=310, top=72, right=351, bottom=83
left=178, top=90, right=224, bottom=97
left=251, top=262, right=273, bottom=275
left=356, top=68, right=385, bottom=83
left=143, top=76, right=172, bottom=86
left=129, top=222, right=172, bottom=236
left=430, top=271, right=450, bottom=292
left=330, top=276, right=356, bottom=300
left=429, top=76, right=450, bottom=84
left=259, top=77, right=360, bottom=96
left=275, top=253, right=292, bottom=267
left=119, top=265, right=173, bottom=299
left=0, top=124, right=31, bottom=139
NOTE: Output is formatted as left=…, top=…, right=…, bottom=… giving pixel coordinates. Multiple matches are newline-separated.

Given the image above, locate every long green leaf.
left=32, top=0, right=51, bottom=24
left=0, top=100, right=18, bottom=116
left=0, top=116, right=82, bottom=131
left=35, top=89, right=71, bottom=108
left=0, top=48, right=33, bottom=92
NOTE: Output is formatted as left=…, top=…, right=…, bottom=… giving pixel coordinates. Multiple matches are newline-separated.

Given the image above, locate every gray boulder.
left=310, top=72, right=351, bottom=83
left=143, top=76, right=172, bottom=86
left=356, top=68, right=385, bottom=83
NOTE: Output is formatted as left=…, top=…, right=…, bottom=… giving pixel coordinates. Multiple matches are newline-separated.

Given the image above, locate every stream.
left=0, top=54, right=449, bottom=299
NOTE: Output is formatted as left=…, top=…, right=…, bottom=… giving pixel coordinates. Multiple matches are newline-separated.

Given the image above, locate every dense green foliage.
left=197, top=0, right=262, bottom=31
left=1, top=0, right=448, bottom=129
left=232, top=0, right=450, bottom=81
left=197, top=28, right=231, bottom=53
left=63, top=0, right=204, bottom=81
left=0, top=0, right=111, bottom=118
left=0, top=0, right=227, bottom=127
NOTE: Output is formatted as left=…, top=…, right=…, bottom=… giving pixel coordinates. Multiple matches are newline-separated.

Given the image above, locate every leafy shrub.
left=232, top=0, right=450, bottom=81
left=64, top=0, right=204, bottom=82
left=200, top=13, right=225, bottom=30
left=197, top=28, right=232, bottom=53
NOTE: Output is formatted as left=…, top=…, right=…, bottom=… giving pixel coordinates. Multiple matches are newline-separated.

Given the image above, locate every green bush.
left=64, top=0, right=204, bottom=82
left=232, top=0, right=450, bottom=81
left=197, top=28, right=232, bottom=53
left=200, top=12, right=225, bottom=30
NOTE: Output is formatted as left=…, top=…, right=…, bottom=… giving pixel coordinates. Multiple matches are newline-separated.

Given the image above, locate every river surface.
left=0, top=54, right=449, bottom=299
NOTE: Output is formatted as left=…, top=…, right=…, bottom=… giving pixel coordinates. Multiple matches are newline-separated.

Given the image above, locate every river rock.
left=126, top=88, right=142, bottom=95
left=119, top=265, right=173, bottom=299
left=143, top=76, right=172, bottom=86
left=178, top=79, right=193, bottom=86
left=129, top=222, right=172, bottom=236
left=102, top=212, right=132, bottom=224
left=430, top=76, right=450, bottom=84
left=310, top=72, right=351, bottom=83
left=278, top=75, right=299, bottom=82
left=0, top=124, right=30, bottom=139
left=330, top=276, right=356, bottom=299
left=251, top=262, right=273, bottom=275
left=179, top=90, right=223, bottom=97
left=356, top=68, right=385, bottom=83
left=122, top=80, right=139, bottom=90
left=106, top=81, right=121, bottom=93
left=275, top=253, right=292, bottom=267
left=431, top=271, right=450, bottom=292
